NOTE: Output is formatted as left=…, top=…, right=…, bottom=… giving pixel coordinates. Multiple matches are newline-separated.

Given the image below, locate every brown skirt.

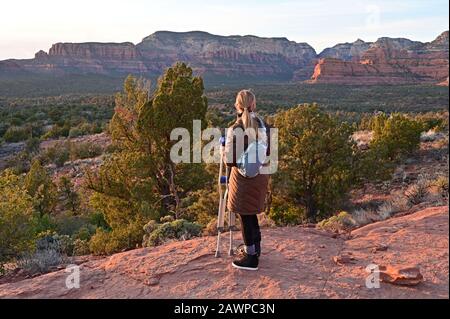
left=227, top=167, right=269, bottom=215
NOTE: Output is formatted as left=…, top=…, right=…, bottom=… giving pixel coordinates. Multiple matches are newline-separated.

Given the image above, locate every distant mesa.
left=0, top=30, right=448, bottom=85
left=318, top=39, right=372, bottom=61
left=34, top=50, right=48, bottom=59
left=309, top=31, right=449, bottom=85
left=0, top=31, right=316, bottom=81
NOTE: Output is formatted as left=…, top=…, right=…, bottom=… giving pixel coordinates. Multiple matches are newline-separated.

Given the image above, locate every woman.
left=224, top=89, right=270, bottom=271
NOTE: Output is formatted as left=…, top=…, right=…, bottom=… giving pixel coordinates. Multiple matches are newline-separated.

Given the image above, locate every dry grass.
left=405, top=178, right=430, bottom=205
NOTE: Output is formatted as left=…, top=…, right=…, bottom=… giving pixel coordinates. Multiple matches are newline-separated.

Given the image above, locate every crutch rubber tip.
left=228, top=249, right=234, bottom=256
left=215, top=252, right=220, bottom=258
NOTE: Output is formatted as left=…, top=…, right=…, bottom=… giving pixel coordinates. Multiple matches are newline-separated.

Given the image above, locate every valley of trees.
left=0, top=62, right=448, bottom=274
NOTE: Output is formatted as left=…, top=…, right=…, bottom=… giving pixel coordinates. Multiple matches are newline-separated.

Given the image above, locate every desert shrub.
left=55, top=212, right=94, bottom=240
left=376, top=202, right=395, bottom=220
left=42, top=122, right=71, bottom=140
left=40, top=143, right=70, bottom=167
left=405, top=179, right=430, bottom=205
left=25, top=137, right=41, bottom=154
left=74, top=226, right=95, bottom=241
left=142, top=219, right=202, bottom=247
left=3, top=126, right=30, bottom=142
left=160, top=215, right=175, bottom=223
left=70, top=142, right=103, bottom=160
left=68, top=127, right=83, bottom=138
left=371, top=113, right=423, bottom=161
left=18, top=235, right=67, bottom=274
left=89, top=220, right=144, bottom=255
left=391, top=194, right=411, bottom=210
left=185, top=189, right=219, bottom=226
left=351, top=208, right=379, bottom=226
left=69, top=122, right=103, bottom=138
left=73, top=239, right=90, bottom=256
left=53, top=234, right=75, bottom=256
left=414, top=112, right=448, bottom=132
left=0, top=170, right=35, bottom=272
left=317, top=211, right=355, bottom=233
left=34, top=231, right=76, bottom=256
left=143, top=220, right=158, bottom=234
left=203, top=218, right=218, bottom=236
left=268, top=196, right=306, bottom=226
left=88, top=229, right=110, bottom=255
left=432, top=176, right=449, bottom=200
left=350, top=196, right=410, bottom=227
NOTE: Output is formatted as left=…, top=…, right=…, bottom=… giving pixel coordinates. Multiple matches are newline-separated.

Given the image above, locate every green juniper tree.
left=273, top=104, right=356, bottom=221
left=0, top=170, right=35, bottom=272
left=24, top=159, right=57, bottom=217
left=57, top=176, right=80, bottom=214
left=87, top=62, right=209, bottom=254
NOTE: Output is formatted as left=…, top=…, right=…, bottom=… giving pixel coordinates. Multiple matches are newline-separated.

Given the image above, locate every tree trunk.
left=156, top=168, right=174, bottom=214
left=305, top=190, right=317, bottom=222
left=167, top=163, right=181, bottom=219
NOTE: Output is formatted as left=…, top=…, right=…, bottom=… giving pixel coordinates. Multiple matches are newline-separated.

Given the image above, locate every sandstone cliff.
left=318, top=39, right=372, bottom=61
left=0, top=31, right=317, bottom=81
left=308, top=31, right=449, bottom=85
left=137, top=31, right=317, bottom=79
left=1, top=30, right=448, bottom=85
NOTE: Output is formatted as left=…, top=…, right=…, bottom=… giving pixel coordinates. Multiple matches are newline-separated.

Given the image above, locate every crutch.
left=215, top=136, right=236, bottom=258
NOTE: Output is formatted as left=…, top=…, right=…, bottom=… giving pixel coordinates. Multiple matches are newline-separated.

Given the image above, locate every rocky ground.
left=0, top=205, right=447, bottom=299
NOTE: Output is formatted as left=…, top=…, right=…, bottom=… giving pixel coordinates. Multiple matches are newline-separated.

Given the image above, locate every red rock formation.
left=308, top=31, right=449, bottom=85
left=1, top=30, right=448, bottom=84
left=307, top=58, right=417, bottom=84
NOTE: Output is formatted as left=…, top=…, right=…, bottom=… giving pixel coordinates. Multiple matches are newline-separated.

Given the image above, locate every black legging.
left=238, top=214, right=261, bottom=246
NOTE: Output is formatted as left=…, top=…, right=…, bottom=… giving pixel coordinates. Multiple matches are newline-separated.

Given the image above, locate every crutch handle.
left=220, top=176, right=227, bottom=184
left=220, top=136, right=226, bottom=147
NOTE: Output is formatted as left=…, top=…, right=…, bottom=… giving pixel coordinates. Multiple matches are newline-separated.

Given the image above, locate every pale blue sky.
left=1, top=0, right=448, bottom=60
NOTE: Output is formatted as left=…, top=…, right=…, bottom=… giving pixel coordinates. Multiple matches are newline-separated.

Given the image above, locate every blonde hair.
left=235, top=89, right=265, bottom=142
